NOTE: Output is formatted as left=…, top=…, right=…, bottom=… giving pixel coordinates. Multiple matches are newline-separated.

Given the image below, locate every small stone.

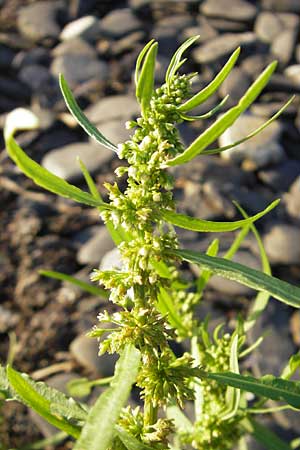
left=184, top=17, right=217, bottom=43
left=219, top=67, right=251, bottom=106
left=261, top=0, right=300, bottom=13
left=258, top=160, right=300, bottom=191
left=85, top=95, right=139, bottom=124
left=206, top=18, right=248, bottom=32
left=100, top=247, right=122, bottom=271
left=52, top=37, right=97, bottom=58
left=42, top=142, right=114, bottom=182
left=220, top=113, right=285, bottom=169
left=17, top=1, right=64, bottom=44
left=70, top=333, right=118, bottom=376
left=193, top=32, right=256, bottom=64
left=0, top=45, right=15, bottom=70
left=50, top=53, right=108, bottom=87
left=100, top=8, right=142, bottom=39
left=77, top=226, right=115, bottom=266
left=255, top=12, right=283, bottom=43
left=284, top=65, right=300, bottom=85
left=18, top=64, right=54, bottom=92
left=60, top=16, right=101, bottom=42
left=271, top=28, right=298, bottom=66
left=152, top=26, right=180, bottom=57
left=284, top=176, right=300, bottom=219
left=0, top=306, right=19, bottom=333
left=13, top=47, right=50, bottom=70
left=200, top=0, right=257, bottom=22
left=263, top=224, right=300, bottom=264
left=88, top=119, right=131, bottom=146
left=251, top=100, right=297, bottom=118
left=241, top=54, right=272, bottom=78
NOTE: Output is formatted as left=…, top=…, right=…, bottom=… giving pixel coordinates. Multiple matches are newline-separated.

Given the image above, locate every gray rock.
left=263, top=224, right=300, bottom=264
left=296, top=44, right=300, bottom=63
left=77, top=226, right=115, bottom=266
left=220, top=113, right=285, bottom=169
left=42, top=142, right=114, bottom=182
left=258, top=160, right=300, bottom=191
left=70, top=333, right=118, bottom=376
left=17, top=1, right=63, bottom=44
left=100, top=247, right=122, bottom=271
left=0, top=45, right=15, bottom=70
left=109, top=31, right=146, bottom=56
left=193, top=32, right=256, bottom=64
left=100, top=8, right=142, bottom=39
left=219, top=67, right=251, bottom=106
left=182, top=17, right=217, bottom=43
left=206, top=18, right=248, bottom=32
left=284, top=176, right=300, bottom=219
left=255, top=12, right=298, bottom=44
left=13, top=47, right=50, bottom=70
left=271, top=28, right=298, bottom=66
left=251, top=100, right=297, bottom=118
left=200, top=0, right=257, bottom=22
left=208, top=250, right=262, bottom=296
left=52, top=37, right=97, bottom=58
left=284, top=65, right=300, bottom=85
left=261, top=0, right=300, bottom=13
left=0, top=306, right=19, bottom=333
left=88, top=119, right=131, bottom=146
left=241, top=54, right=273, bottom=78
left=85, top=95, right=139, bottom=124
left=50, top=52, right=108, bottom=87
left=60, top=16, right=101, bottom=42
left=18, top=64, right=53, bottom=92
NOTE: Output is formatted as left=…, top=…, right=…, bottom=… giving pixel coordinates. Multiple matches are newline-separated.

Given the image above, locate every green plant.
left=2, top=36, right=300, bottom=450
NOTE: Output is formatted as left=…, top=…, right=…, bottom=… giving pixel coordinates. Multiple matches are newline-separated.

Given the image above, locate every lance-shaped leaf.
left=4, top=109, right=108, bottom=208
left=115, top=426, right=153, bottom=450
left=203, top=96, right=295, bottom=156
left=161, top=199, right=279, bottom=232
left=243, top=418, right=293, bottom=450
left=39, top=270, right=109, bottom=298
left=135, top=39, right=155, bottom=85
left=165, top=35, right=199, bottom=87
left=136, top=41, right=158, bottom=116
left=220, top=334, right=241, bottom=421
left=59, top=74, right=118, bottom=153
left=179, top=47, right=240, bottom=112
left=157, top=287, right=188, bottom=335
left=6, top=366, right=84, bottom=438
left=166, top=61, right=277, bottom=166
left=179, top=95, right=229, bottom=121
left=74, top=344, right=140, bottom=450
left=171, top=249, right=300, bottom=308
left=206, top=371, right=300, bottom=409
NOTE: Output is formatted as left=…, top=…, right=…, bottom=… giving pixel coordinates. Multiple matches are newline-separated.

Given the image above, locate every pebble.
left=60, top=16, right=101, bottom=42
left=18, top=64, right=54, bottom=92
left=200, top=0, right=257, bottom=22
left=284, top=65, right=300, bottom=85
left=206, top=18, right=248, bottom=32
left=241, top=54, right=273, bottom=78
left=220, top=113, right=285, bottom=169
left=51, top=52, right=108, bottom=87
left=193, top=32, right=256, bottom=64
left=88, top=119, right=131, bottom=146
left=261, top=0, right=300, bottom=13
left=77, top=226, right=115, bottom=266
left=52, top=37, right=97, bottom=58
left=284, top=176, right=300, bottom=219
left=70, top=333, right=118, bottom=376
left=100, top=8, right=142, bottom=39
left=17, top=1, right=64, bottom=45
left=219, top=67, right=251, bottom=106
left=251, top=100, right=297, bottom=118
left=263, top=224, right=300, bottom=264
left=271, top=28, right=298, bottom=67
left=13, top=47, right=50, bottom=70
left=255, top=12, right=298, bottom=44
left=0, top=306, right=19, bottom=333
left=42, top=142, right=114, bottom=182
left=85, top=95, right=139, bottom=124
left=258, top=160, right=300, bottom=191
left=0, top=45, right=15, bottom=70
left=100, top=247, right=122, bottom=271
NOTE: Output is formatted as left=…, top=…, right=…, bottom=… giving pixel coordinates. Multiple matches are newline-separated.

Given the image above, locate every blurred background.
left=0, top=0, right=300, bottom=447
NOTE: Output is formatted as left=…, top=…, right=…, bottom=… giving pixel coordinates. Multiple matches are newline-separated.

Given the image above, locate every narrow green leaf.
left=166, top=404, right=193, bottom=433
left=161, top=199, right=279, bottom=232
left=135, top=39, right=155, bottom=86
left=206, top=371, right=300, bottom=408
left=157, top=287, right=188, bottom=334
left=136, top=42, right=158, bottom=116
left=179, top=95, right=229, bottom=121
left=59, top=74, right=118, bottom=152
left=203, top=96, right=295, bottom=156
left=78, top=157, right=102, bottom=201
left=0, top=365, right=13, bottom=400
left=243, top=418, right=293, bottom=450
left=220, top=334, right=241, bottom=421
left=179, top=47, right=240, bottom=112
left=282, top=352, right=300, bottom=380
left=196, top=238, right=219, bottom=294
left=165, top=36, right=199, bottom=86
left=115, top=426, right=153, bottom=450
left=74, top=344, right=140, bottom=450
left=166, top=61, right=277, bottom=166
left=5, top=135, right=107, bottom=208
left=172, top=248, right=300, bottom=308
left=150, top=259, right=173, bottom=279
left=39, top=270, right=109, bottom=298
left=7, top=366, right=82, bottom=438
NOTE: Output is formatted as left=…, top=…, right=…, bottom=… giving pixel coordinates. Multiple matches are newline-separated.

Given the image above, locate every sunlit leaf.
left=136, top=42, right=158, bottom=116
left=282, top=352, right=300, bottom=380
left=161, top=199, right=279, bottom=232
left=242, top=418, right=293, bottom=450
left=59, top=74, right=118, bottom=152
left=166, top=61, right=277, bottom=166
left=74, top=344, right=140, bottom=450
left=196, top=238, right=219, bottom=295
left=220, top=334, right=241, bottom=421
left=166, top=35, right=199, bottom=87
left=179, top=95, right=229, bottom=121
left=179, top=47, right=240, bottom=112
left=135, top=39, right=155, bottom=86
left=115, top=426, right=153, bottom=450
left=157, top=287, right=188, bottom=334
left=172, top=249, right=300, bottom=308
